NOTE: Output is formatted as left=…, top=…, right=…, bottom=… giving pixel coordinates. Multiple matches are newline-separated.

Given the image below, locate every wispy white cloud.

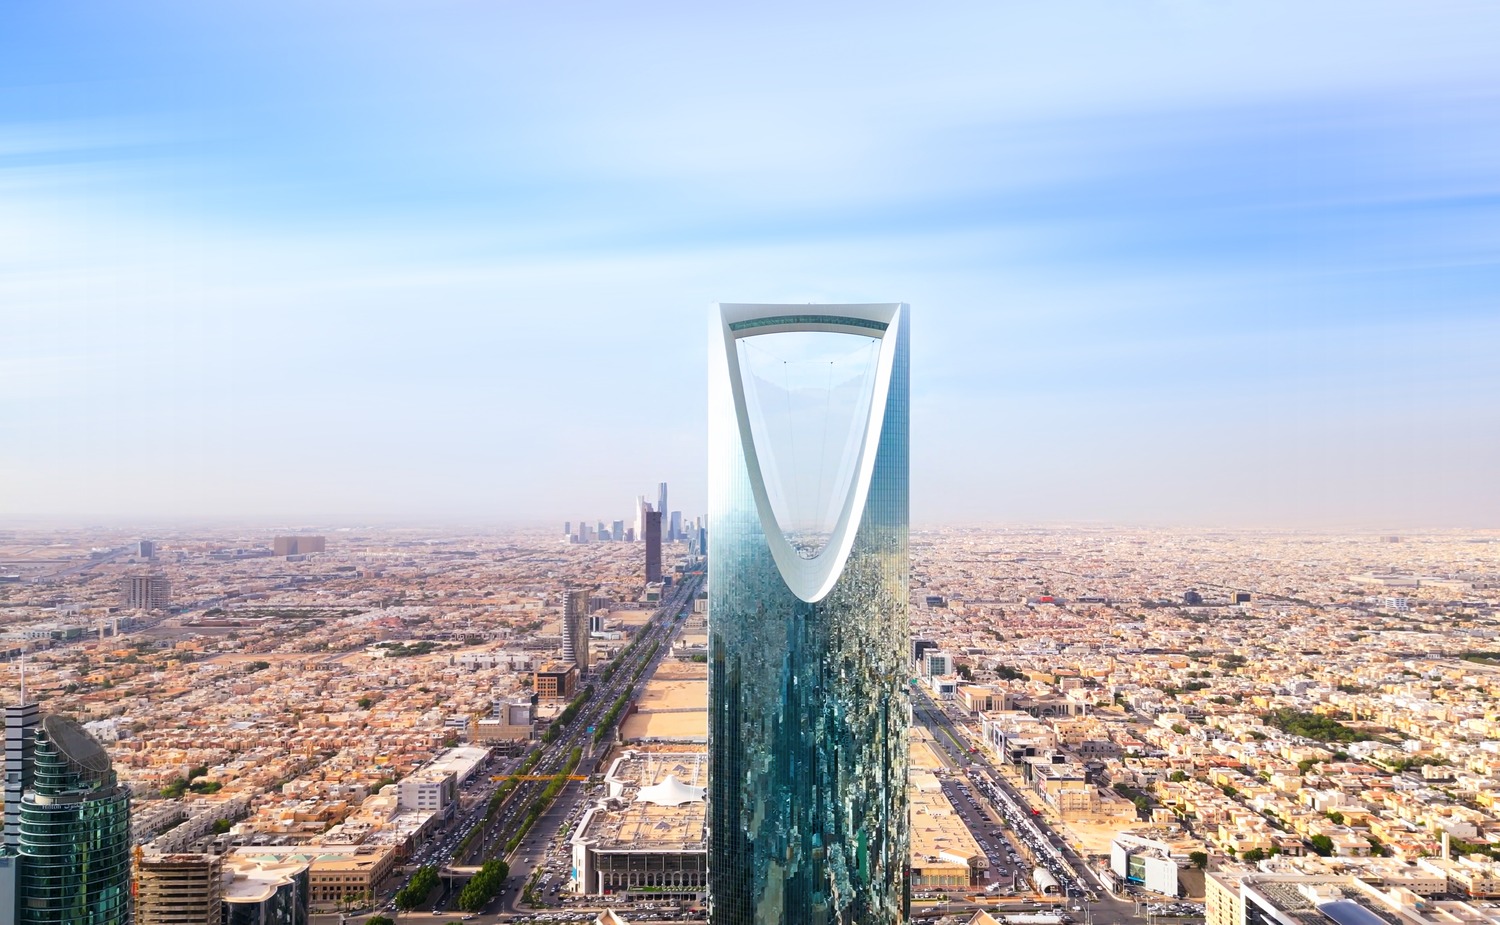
left=2, top=1, right=1499, bottom=524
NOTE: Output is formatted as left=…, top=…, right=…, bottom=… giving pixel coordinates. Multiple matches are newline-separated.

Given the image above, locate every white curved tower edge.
left=711, top=303, right=903, bottom=602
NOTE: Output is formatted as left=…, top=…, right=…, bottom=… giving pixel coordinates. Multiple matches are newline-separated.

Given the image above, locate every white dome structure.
left=636, top=774, right=705, bottom=806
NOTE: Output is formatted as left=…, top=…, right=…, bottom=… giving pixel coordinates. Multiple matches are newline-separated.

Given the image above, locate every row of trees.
left=521, top=867, right=545, bottom=907
left=502, top=748, right=583, bottom=856
left=601, top=621, right=661, bottom=682
left=593, top=686, right=634, bottom=745
left=395, top=865, right=440, bottom=911
left=1111, top=782, right=1152, bottom=819
left=1191, top=839, right=1340, bottom=867
left=455, top=749, right=546, bottom=858
left=376, top=640, right=441, bottom=657
left=160, top=764, right=220, bottom=799
left=542, top=685, right=596, bottom=743
left=457, top=859, right=509, bottom=912
left=556, top=685, right=595, bottom=726
left=631, top=641, right=659, bottom=681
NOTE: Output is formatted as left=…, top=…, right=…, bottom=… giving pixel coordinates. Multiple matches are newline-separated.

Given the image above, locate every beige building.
left=228, top=844, right=396, bottom=909
left=571, top=748, right=707, bottom=898
left=272, top=535, right=326, bottom=555
left=1030, top=760, right=1100, bottom=820
left=307, top=847, right=396, bottom=907
left=909, top=740, right=986, bottom=890
left=134, top=850, right=223, bottom=925
left=1206, top=870, right=1246, bottom=925
left=957, top=685, right=1005, bottom=713
left=122, top=574, right=171, bottom=611
left=1422, top=857, right=1500, bottom=898
left=471, top=699, right=534, bottom=750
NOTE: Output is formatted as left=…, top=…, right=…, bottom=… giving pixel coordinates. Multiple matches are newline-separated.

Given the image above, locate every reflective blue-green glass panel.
left=709, top=306, right=910, bottom=925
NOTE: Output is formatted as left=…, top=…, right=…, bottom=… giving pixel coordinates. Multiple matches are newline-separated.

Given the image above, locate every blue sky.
left=3, top=2, right=1498, bottom=527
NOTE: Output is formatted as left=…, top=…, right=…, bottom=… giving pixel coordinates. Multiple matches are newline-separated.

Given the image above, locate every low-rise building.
left=909, top=760, right=986, bottom=890
left=134, top=851, right=223, bottom=925
left=227, top=844, right=396, bottom=911
left=395, top=745, right=489, bottom=820
left=471, top=700, right=534, bottom=750
left=958, top=685, right=1005, bottom=714
left=535, top=662, right=579, bottom=701
left=1110, top=832, right=1197, bottom=898
left=222, top=852, right=311, bottom=924
left=571, top=748, right=707, bottom=899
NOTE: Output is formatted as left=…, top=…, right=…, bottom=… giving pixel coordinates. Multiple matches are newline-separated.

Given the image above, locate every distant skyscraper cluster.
left=562, top=482, right=710, bottom=586
left=561, top=481, right=703, bottom=548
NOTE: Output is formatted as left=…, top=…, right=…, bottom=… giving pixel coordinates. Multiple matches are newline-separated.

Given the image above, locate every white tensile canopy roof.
left=635, top=774, right=706, bottom=806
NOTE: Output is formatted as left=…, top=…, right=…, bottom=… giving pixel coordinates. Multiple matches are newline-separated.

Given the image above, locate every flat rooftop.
left=222, top=854, right=309, bottom=904
left=1245, top=879, right=1403, bottom=925
left=619, top=710, right=706, bottom=741
left=576, top=748, right=707, bottom=852
left=227, top=843, right=392, bottom=869
left=910, top=767, right=985, bottom=873
left=633, top=679, right=707, bottom=710
left=413, top=745, right=489, bottom=782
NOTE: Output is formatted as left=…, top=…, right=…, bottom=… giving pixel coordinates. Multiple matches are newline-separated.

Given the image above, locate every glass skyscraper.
left=17, top=715, right=131, bottom=925
left=707, top=303, right=910, bottom=925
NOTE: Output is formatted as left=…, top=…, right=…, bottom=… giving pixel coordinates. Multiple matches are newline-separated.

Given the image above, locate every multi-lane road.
left=360, top=590, right=1154, bottom=925
left=492, top=580, right=697, bottom=917
left=912, top=688, right=1143, bottom=925
left=376, top=575, right=701, bottom=919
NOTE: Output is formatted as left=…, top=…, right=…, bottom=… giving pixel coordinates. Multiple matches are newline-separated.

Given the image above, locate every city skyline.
left=3, top=3, right=1499, bottom=528
left=0, top=518, right=1498, bottom=921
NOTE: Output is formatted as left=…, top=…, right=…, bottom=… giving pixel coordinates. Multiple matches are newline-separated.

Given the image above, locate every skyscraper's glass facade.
left=708, top=304, right=910, bottom=925
left=18, top=715, right=131, bottom=925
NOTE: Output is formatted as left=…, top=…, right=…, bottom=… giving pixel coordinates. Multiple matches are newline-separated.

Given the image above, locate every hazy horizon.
left=4, top=3, right=1498, bottom=528
left=1, top=514, right=1495, bottom=537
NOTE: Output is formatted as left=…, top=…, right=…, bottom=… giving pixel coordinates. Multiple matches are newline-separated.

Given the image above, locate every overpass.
left=438, top=864, right=486, bottom=888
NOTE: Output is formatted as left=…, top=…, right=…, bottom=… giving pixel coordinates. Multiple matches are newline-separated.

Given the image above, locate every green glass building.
left=18, top=714, right=131, bottom=925
left=707, top=304, right=910, bottom=925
